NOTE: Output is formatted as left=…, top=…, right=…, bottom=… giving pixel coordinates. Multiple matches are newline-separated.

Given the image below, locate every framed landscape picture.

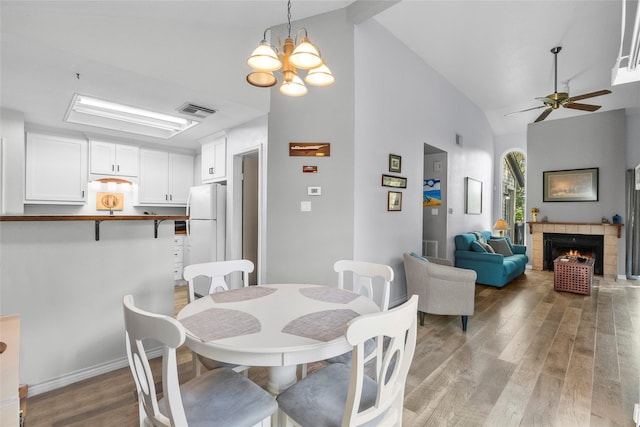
left=381, top=174, right=407, bottom=188
left=543, top=167, right=598, bottom=202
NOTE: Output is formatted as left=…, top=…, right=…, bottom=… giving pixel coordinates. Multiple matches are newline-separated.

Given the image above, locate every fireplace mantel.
left=526, top=222, right=623, bottom=238
left=527, top=222, right=622, bottom=279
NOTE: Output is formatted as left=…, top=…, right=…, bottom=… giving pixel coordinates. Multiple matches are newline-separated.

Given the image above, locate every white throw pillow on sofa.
left=487, top=239, right=513, bottom=256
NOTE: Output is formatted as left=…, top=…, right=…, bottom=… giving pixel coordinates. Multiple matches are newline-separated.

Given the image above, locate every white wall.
left=266, top=9, right=356, bottom=287
left=527, top=109, right=627, bottom=276
left=627, top=108, right=640, bottom=169
left=0, top=220, right=175, bottom=392
left=354, top=20, right=495, bottom=306
left=0, top=108, right=25, bottom=214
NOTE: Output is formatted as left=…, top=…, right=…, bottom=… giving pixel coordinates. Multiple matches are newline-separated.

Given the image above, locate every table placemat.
left=299, top=286, right=359, bottom=304
left=209, top=286, right=277, bottom=303
left=180, top=308, right=261, bottom=342
left=282, top=309, right=360, bottom=342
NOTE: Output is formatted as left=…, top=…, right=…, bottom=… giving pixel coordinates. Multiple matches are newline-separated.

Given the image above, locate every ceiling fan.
left=507, top=46, right=611, bottom=123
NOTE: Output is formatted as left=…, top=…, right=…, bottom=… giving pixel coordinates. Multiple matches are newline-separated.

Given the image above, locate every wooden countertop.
left=0, top=215, right=188, bottom=221
left=0, top=215, right=189, bottom=240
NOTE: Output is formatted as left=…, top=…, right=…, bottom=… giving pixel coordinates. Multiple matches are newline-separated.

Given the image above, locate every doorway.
left=242, top=154, right=259, bottom=285
left=423, top=144, right=447, bottom=258
left=231, top=146, right=262, bottom=286
left=501, top=151, right=526, bottom=244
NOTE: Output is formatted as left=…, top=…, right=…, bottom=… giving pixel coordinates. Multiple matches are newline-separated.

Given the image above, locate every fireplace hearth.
left=543, top=233, right=603, bottom=275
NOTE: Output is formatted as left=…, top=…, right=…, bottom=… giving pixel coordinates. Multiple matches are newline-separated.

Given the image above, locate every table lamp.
left=493, top=219, right=509, bottom=237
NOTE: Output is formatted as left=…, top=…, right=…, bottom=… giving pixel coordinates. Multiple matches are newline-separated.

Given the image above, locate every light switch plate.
left=301, top=201, right=312, bottom=212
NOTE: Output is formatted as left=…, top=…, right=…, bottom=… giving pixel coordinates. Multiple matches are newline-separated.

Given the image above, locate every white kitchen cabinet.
left=90, top=140, right=139, bottom=177
left=138, top=149, right=193, bottom=205
left=25, top=133, right=87, bottom=204
left=201, top=137, right=226, bottom=183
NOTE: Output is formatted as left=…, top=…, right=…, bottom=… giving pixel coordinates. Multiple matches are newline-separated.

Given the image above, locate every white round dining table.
left=177, top=283, right=380, bottom=395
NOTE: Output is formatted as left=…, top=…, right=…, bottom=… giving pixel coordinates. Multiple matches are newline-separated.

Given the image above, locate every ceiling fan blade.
left=504, top=105, right=546, bottom=117
left=564, top=102, right=601, bottom=112
left=568, top=89, right=611, bottom=102
left=534, top=108, right=553, bottom=123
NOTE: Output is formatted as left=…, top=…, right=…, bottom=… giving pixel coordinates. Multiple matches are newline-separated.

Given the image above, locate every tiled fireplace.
left=527, top=222, right=623, bottom=280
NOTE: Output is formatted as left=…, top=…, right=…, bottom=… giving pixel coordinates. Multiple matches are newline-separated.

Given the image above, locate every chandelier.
left=246, top=0, right=335, bottom=97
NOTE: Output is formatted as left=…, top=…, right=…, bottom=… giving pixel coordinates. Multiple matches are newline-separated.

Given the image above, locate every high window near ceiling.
left=502, top=151, right=526, bottom=244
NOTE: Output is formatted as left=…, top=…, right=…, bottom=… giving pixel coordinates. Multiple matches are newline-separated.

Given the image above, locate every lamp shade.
left=289, top=38, right=323, bottom=70
left=305, top=64, right=335, bottom=87
left=493, top=219, right=509, bottom=230
left=247, top=42, right=282, bottom=72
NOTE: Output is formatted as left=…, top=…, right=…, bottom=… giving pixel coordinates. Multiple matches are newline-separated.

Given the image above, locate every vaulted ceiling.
left=2, top=1, right=639, bottom=150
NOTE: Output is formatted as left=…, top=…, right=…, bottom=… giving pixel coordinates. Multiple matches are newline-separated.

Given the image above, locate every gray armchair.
left=403, top=252, right=477, bottom=331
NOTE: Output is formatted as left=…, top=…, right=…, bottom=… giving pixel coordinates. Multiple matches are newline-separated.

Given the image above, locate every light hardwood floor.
left=25, top=270, right=639, bottom=426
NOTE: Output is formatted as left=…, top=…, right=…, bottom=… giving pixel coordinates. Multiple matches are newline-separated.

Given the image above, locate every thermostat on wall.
left=308, top=186, right=321, bottom=196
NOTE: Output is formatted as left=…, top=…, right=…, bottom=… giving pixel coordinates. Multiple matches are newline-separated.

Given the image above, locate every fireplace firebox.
left=543, top=233, right=603, bottom=275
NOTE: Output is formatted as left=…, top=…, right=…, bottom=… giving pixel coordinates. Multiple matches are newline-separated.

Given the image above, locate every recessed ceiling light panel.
left=64, top=94, right=200, bottom=139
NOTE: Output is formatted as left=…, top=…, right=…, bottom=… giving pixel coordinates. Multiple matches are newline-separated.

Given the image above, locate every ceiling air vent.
left=177, top=103, right=217, bottom=118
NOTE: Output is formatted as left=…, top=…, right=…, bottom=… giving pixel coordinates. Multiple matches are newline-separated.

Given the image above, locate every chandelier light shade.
left=247, top=41, right=282, bottom=72
left=246, top=0, right=334, bottom=96
left=305, top=64, right=335, bottom=87
left=289, top=37, right=323, bottom=70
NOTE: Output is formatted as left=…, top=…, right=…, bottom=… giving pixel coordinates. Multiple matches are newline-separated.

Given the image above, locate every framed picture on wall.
left=387, top=191, right=402, bottom=211
left=543, top=167, right=598, bottom=202
left=464, top=177, right=482, bottom=214
left=389, top=154, right=401, bottom=173
left=381, top=174, right=407, bottom=188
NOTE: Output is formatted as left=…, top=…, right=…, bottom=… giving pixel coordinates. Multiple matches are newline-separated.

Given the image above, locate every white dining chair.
left=277, top=295, right=419, bottom=427
left=183, top=259, right=254, bottom=376
left=122, top=294, right=277, bottom=427
left=334, top=259, right=394, bottom=311
left=183, top=259, right=254, bottom=303
left=322, top=259, right=395, bottom=368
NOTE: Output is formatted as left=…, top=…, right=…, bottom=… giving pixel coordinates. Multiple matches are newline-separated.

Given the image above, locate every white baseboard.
left=27, top=348, right=163, bottom=397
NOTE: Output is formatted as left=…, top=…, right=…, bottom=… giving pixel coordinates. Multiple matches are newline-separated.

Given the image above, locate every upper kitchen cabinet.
left=138, top=149, right=193, bottom=206
left=90, top=140, right=139, bottom=177
left=25, top=133, right=87, bottom=204
left=201, top=137, right=226, bottom=183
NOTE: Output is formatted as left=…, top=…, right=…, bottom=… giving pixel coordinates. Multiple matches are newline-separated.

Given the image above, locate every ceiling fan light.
left=289, top=38, right=323, bottom=70
left=280, top=74, right=307, bottom=97
left=247, top=42, right=282, bottom=72
left=246, top=71, right=277, bottom=88
left=305, top=64, right=335, bottom=87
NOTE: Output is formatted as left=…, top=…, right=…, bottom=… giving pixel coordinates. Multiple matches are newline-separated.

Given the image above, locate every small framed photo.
left=387, top=191, right=402, bottom=211
left=381, top=174, right=407, bottom=188
left=389, top=154, right=401, bottom=173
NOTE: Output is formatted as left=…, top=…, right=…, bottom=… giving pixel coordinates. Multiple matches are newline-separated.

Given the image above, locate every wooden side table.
left=553, top=256, right=594, bottom=295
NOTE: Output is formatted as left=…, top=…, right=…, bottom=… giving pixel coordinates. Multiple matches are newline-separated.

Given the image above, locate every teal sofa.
left=454, top=231, right=528, bottom=287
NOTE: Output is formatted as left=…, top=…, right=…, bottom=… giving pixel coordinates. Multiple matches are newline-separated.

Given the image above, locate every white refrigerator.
left=186, top=183, right=226, bottom=296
